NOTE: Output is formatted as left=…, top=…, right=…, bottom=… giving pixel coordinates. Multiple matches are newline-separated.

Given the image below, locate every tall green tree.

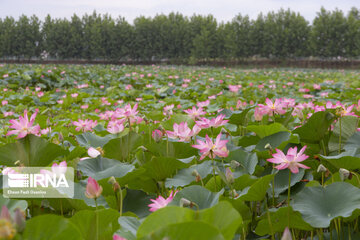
left=190, top=15, right=218, bottom=59
left=345, top=7, right=360, bottom=57
left=311, top=8, right=348, bottom=57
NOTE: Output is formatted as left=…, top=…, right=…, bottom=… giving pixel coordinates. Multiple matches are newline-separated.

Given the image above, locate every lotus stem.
left=95, top=198, right=99, bottom=240
left=339, top=117, right=342, bottom=154
left=287, top=170, right=291, bottom=228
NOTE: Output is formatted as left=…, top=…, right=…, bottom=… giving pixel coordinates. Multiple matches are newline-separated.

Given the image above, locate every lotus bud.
left=13, top=208, right=25, bottom=232
left=152, top=129, right=163, bottom=143
left=317, top=164, right=327, bottom=173
left=0, top=206, right=11, bottom=221
left=179, top=198, right=192, bottom=208
left=339, top=168, right=350, bottom=181
left=108, top=176, right=117, bottom=185
left=191, top=170, right=199, bottom=177
left=113, top=182, right=120, bottom=192
left=281, top=227, right=292, bottom=240
left=191, top=169, right=202, bottom=182
left=230, top=160, right=240, bottom=169
left=88, top=147, right=101, bottom=158
left=225, top=167, right=234, bottom=184
left=265, top=143, right=272, bottom=151
left=58, top=132, right=64, bottom=142
left=85, top=177, right=103, bottom=199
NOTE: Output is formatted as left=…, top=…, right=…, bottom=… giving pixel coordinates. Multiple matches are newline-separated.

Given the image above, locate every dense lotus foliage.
left=0, top=64, right=360, bottom=239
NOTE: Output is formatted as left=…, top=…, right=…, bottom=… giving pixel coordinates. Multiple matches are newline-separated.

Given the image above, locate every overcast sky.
left=1, top=0, right=358, bottom=23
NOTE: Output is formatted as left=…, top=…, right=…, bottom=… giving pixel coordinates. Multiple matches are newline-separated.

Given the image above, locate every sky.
left=0, top=0, right=358, bottom=23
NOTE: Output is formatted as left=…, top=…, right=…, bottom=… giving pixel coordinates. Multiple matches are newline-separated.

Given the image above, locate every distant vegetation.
left=0, top=7, right=359, bottom=61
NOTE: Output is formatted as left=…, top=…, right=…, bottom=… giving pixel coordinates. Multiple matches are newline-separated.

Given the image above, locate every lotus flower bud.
left=13, top=208, right=25, bottom=232
left=317, top=164, right=327, bottom=173
left=281, top=227, right=292, bottom=240
left=88, top=147, right=101, bottom=158
left=191, top=170, right=199, bottom=177
left=339, top=168, right=350, bottom=181
left=230, top=160, right=240, bottom=169
left=152, top=129, right=163, bottom=143
left=58, top=132, right=64, bottom=142
left=265, top=143, right=272, bottom=151
left=191, top=170, right=201, bottom=182
left=225, top=167, right=234, bottom=184
left=85, top=177, right=103, bottom=199
left=108, top=176, right=117, bottom=185
left=179, top=198, right=192, bottom=208
left=0, top=206, right=11, bottom=221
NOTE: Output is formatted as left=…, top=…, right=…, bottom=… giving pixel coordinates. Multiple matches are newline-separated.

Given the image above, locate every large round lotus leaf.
left=140, top=221, right=225, bottom=240
left=0, top=135, right=68, bottom=166
left=76, top=132, right=116, bottom=148
left=69, top=209, right=120, bottom=240
left=293, top=111, right=335, bottom=144
left=255, top=206, right=312, bottom=235
left=23, top=215, right=82, bottom=240
left=292, top=182, right=360, bottom=228
left=77, top=157, right=135, bottom=180
left=320, top=148, right=360, bottom=170
left=168, top=185, right=224, bottom=209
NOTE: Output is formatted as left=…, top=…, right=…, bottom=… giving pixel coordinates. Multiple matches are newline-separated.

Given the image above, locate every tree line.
left=0, top=7, right=359, bottom=61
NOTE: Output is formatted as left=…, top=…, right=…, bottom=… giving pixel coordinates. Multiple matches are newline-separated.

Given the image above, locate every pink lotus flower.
left=192, top=134, right=229, bottom=160
left=195, top=114, right=228, bottom=129
left=107, top=119, right=125, bottom=134
left=148, top=191, right=177, bottom=212
left=196, top=100, right=210, bottom=108
left=38, top=161, right=67, bottom=187
left=339, top=105, right=356, bottom=117
left=113, top=234, right=127, bottom=240
left=71, top=93, right=78, bottom=98
left=267, top=146, right=310, bottom=174
left=258, top=98, right=286, bottom=116
left=41, top=127, right=51, bottom=135
left=4, top=111, right=14, bottom=117
left=85, top=177, right=103, bottom=199
left=313, top=84, right=321, bottom=90
left=51, top=161, right=67, bottom=176
left=152, top=129, right=163, bottom=142
left=2, top=100, right=8, bottom=106
left=7, top=110, right=40, bottom=138
left=228, top=85, right=240, bottom=93
left=166, top=122, right=200, bottom=142
left=163, top=104, right=174, bottom=116
left=123, top=103, right=142, bottom=124
left=183, top=106, right=206, bottom=120
left=73, top=119, right=97, bottom=132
